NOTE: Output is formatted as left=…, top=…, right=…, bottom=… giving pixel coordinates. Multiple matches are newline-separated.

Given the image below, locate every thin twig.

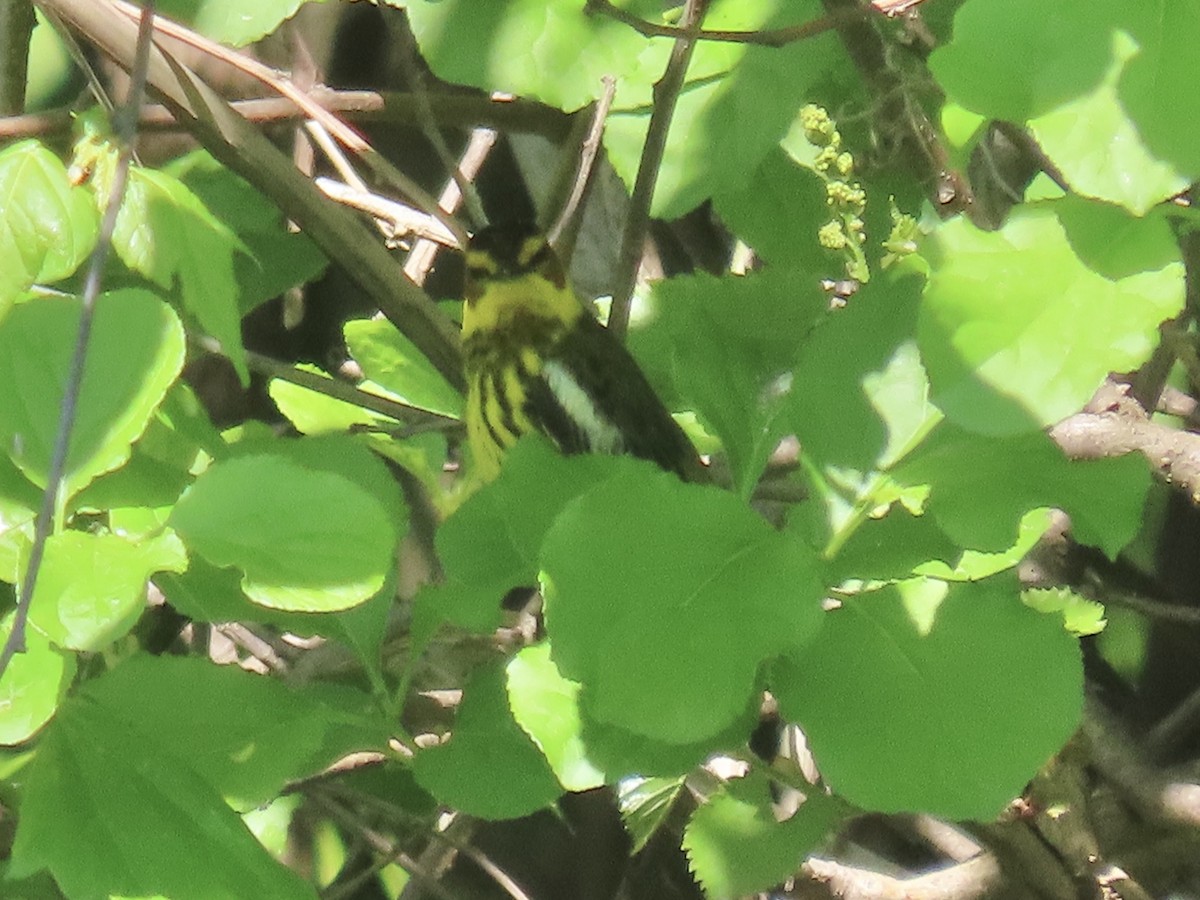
left=188, top=334, right=460, bottom=434
left=0, top=2, right=155, bottom=680
left=315, top=178, right=459, bottom=248
left=395, top=21, right=488, bottom=229
left=607, top=0, right=706, bottom=339
left=547, top=75, right=618, bottom=253
left=0, top=89, right=572, bottom=142
left=585, top=0, right=856, bottom=47
left=404, top=126, right=497, bottom=286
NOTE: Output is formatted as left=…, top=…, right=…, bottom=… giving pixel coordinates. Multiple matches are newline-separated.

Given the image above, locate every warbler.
left=461, top=221, right=702, bottom=482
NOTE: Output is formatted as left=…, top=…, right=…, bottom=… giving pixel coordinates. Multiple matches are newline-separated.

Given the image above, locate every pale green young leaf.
left=0, top=615, right=75, bottom=746
left=0, top=290, right=186, bottom=496
left=345, top=318, right=464, bottom=418
left=0, top=140, right=98, bottom=318
left=683, top=773, right=843, bottom=899
left=113, top=167, right=248, bottom=381
left=507, top=643, right=606, bottom=792
left=170, top=453, right=397, bottom=612
left=28, top=530, right=186, bottom=651
left=164, top=150, right=327, bottom=314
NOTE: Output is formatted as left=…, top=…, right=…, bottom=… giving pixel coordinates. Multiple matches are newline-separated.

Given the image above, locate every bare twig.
left=404, top=125, right=497, bottom=286
left=188, top=334, right=460, bottom=435
left=607, top=0, right=706, bottom=339
left=0, top=89, right=572, bottom=142
left=0, top=2, right=155, bottom=680
left=107, top=0, right=469, bottom=250
left=547, top=75, right=617, bottom=254
left=803, top=854, right=1000, bottom=900
left=315, top=178, right=458, bottom=248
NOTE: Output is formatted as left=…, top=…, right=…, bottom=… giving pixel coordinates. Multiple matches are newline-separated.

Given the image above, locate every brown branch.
left=1049, top=380, right=1200, bottom=505
left=803, top=854, right=1000, bottom=900
left=607, top=0, right=706, bottom=339
left=819, top=0, right=973, bottom=219
left=0, top=88, right=572, bottom=141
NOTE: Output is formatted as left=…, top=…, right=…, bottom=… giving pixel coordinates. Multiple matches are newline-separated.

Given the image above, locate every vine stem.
left=607, top=0, right=706, bottom=340
left=0, top=3, right=156, bottom=680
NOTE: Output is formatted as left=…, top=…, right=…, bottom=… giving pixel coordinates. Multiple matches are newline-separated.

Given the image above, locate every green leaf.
left=0, top=614, right=75, bottom=746
left=618, top=777, right=686, bottom=854
left=413, top=663, right=562, bottom=819
left=928, top=0, right=1113, bottom=123
left=712, top=148, right=828, bottom=272
left=1115, top=1, right=1200, bottom=181
left=683, top=773, right=842, bottom=899
left=506, top=643, right=606, bottom=792
left=790, top=274, right=935, bottom=476
left=773, top=578, right=1084, bottom=819
left=893, top=424, right=1150, bottom=557
left=155, top=0, right=316, bottom=47
left=1029, top=30, right=1187, bottom=214
left=170, top=453, right=397, bottom=611
left=406, top=0, right=666, bottom=113
left=80, top=655, right=389, bottom=808
left=1023, top=587, right=1107, bottom=636
left=434, top=439, right=625, bottom=629
left=345, top=318, right=464, bottom=418
left=28, top=530, right=186, bottom=651
left=8, top=685, right=315, bottom=899
left=826, top=504, right=960, bottom=583
left=164, top=150, right=327, bottom=314
left=0, top=456, right=39, bottom=582
left=919, top=207, right=1183, bottom=435
left=604, top=0, right=837, bottom=218
left=268, top=367, right=386, bottom=435
left=113, top=167, right=248, bottom=381
left=0, top=140, right=98, bottom=319
left=541, top=465, right=822, bottom=744
left=649, top=269, right=828, bottom=496
left=0, top=289, right=186, bottom=495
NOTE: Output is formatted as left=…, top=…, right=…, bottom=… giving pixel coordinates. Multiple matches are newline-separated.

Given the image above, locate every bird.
left=460, top=221, right=702, bottom=483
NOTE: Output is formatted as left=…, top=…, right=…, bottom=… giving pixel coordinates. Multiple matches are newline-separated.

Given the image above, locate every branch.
left=803, top=854, right=1000, bottom=900
left=607, top=0, right=706, bottom=339
left=0, top=1, right=155, bottom=680
left=38, top=0, right=466, bottom=392
left=1050, top=380, right=1200, bottom=504
left=0, top=89, right=572, bottom=141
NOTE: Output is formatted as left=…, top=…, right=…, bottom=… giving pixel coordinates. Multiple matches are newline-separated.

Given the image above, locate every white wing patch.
left=542, top=360, right=624, bottom=454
